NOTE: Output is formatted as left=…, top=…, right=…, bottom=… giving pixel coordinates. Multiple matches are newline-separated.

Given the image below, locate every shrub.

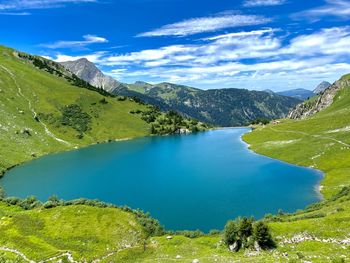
left=176, top=230, right=204, bottom=238
left=61, top=104, right=91, bottom=133
left=0, top=186, right=5, bottom=200
left=209, top=229, right=221, bottom=235
left=238, top=217, right=254, bottom=247
left=223, top=218, right=275, bottom=251
left=135, top=211, right=165, bottom=237
left=252, top=221, right=275, bottom=249
left=223, top=220, right=239, bottom=246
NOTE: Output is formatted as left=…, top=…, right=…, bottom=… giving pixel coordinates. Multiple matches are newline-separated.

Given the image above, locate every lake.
left=1, top=128, right=323, bottom=232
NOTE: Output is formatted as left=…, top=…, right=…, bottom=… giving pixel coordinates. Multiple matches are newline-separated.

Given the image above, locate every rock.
left=254, top=241, right=262, bottom=252
left=60, top=58, right=123, bottom=93
left=176, top=255, right=181, bottom=259
left=288, top=78, right=349, bottom=119
left=176, top=128, right=191, bottom=134
left=21, top=128, right=31, bottom=137
left=192, top=259, right=199, bottom=263
left=313, top=81, right=331, bottom=94
left=229, top=242, right=239, bottom=252
left=166, top=235, right=173, bottom=240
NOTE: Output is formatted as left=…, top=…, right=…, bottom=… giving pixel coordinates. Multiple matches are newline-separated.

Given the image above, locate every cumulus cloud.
left=137, top=13, right=271, bottom=37
left=41, top=35, right=108, bottom=49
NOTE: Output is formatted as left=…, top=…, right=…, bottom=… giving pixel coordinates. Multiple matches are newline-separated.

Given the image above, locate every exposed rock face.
left=288, top=77, right=349, bottom=119
left=61, top=58, right=122, bottom=92
left=313, top=81, right=331, bottom=94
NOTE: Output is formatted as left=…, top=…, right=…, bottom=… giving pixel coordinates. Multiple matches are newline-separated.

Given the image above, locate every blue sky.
left=1, top=0, right=350, bottom=91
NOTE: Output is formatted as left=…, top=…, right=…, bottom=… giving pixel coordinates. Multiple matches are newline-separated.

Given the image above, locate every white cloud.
left=41, top=35, right=108, bottom=49
left=137, top=13, right=271, bottom=37
left=53, top=51, right=106, bottom=63
left=0, top=11, right=30, bottom=15
left=294, top=0, right=350, bottom=19
left=106, top=29, right=281, bottom=67
left=203, top=28, right=277, bottom=40
left=282, top=26, right=350, bottom=57
left=0, top=0, right=97, bottom=10
left=243, top=0, right=286, bottom=7
left=48, top=26, right=350, bottom=91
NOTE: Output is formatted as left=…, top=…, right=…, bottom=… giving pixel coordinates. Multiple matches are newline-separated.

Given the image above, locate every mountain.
left=288, top=77, right=349, bottom=119
left=61, top=58, right=123, bottom=93
left=313, top=81, right=332, bottom=94
left=124, top=82, right=302, bottom=126
left=263, top=89, right=275, bottom=95
left=61, top=59, right=301, bottom=126
left=277, top=88, right=314, bottom=100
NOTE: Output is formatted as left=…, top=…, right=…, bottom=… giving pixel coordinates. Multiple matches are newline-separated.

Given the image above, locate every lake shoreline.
left=2, top=128, right=323, bottom=231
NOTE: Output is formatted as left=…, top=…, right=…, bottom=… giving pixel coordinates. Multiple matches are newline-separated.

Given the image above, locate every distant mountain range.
left=276, top=88, right=315, bottom=100
left=274, top=81, right=332, bottom=101
left=60, top=59, right=301, bottom=126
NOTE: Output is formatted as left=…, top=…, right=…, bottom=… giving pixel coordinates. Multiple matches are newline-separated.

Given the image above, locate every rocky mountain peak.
left=61, top=58, right=121, bottom=92
left=313, top=81, right=331, bottom=94
left=288, top=77, right=349, bottom=119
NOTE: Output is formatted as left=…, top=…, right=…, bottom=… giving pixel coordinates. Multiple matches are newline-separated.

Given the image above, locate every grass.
left=0, top=203, right=145, bottom=261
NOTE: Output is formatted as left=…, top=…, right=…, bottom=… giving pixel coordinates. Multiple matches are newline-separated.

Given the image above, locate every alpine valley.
left=0, top=0, right=350, bottom=262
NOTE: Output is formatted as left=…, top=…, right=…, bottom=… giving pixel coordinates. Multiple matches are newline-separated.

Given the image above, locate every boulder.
left=229, top=242, right=239, bottom=252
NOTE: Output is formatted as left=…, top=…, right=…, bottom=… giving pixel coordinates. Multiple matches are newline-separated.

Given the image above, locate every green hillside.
left=122, top=82, right=301, bottom=126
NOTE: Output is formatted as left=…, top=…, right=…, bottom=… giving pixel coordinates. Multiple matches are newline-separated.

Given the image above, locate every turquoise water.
left=2, top=128, right=323, bottom=232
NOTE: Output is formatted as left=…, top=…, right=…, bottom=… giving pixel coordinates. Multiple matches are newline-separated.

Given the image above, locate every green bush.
left=252, top=221, right=275, bottom=249
left=223, top=217, right=275, bottom=251
left=223, top=220, right=239, bottom=246
left=61, top=104, right=91, bottom=133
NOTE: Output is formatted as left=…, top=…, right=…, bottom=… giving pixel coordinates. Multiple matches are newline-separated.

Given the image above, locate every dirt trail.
left=0, top=245, right=139, bottom=263
left=268, top=126, right=350, bottom=147
left=0, top=64, right=71, bottom=146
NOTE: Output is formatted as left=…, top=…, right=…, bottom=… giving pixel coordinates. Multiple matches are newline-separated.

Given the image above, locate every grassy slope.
left=0, top=45, right=150, bottom=175
left=0, top=203, right=145, bottom=261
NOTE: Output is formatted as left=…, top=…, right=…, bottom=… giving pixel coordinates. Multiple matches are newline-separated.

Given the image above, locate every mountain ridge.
left=288, top=76, right=350, bottom=119
left=61, top=58, right=301, bottom=126
left=276, top=88, right=314, bottom=100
